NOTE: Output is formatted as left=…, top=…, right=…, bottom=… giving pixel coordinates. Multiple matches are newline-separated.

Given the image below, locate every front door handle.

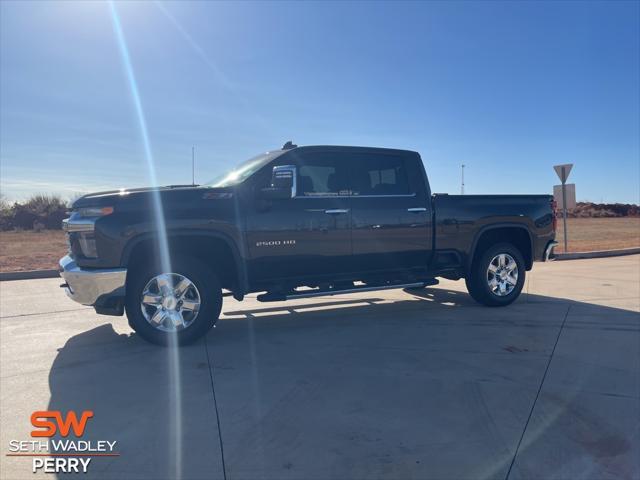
left=407, top=207, right=427, bottom=213
left=324, top=209, right=349, bottom=214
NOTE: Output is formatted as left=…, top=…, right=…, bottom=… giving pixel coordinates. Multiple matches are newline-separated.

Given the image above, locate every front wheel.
left=125, top=256, right=222, bottom=346
left=465, top=242, right=526, bottom=307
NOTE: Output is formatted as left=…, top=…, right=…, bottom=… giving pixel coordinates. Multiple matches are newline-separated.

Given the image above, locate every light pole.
left=461, top=164, right=465, bottom=195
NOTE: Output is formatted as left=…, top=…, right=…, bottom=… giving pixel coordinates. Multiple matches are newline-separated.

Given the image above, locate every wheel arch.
left=122, top=230, right=247, bottom=299
left=467, top=223, right=533, bottom=272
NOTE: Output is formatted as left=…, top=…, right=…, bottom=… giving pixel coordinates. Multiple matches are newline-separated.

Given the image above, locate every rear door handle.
left=407, top=207, right=427, bottom=213
left=324, top=209, right=349, bottom=214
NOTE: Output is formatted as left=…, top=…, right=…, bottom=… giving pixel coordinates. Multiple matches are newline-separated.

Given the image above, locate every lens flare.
left=108, top=3, right=183, bottom=478
left=108, top=2, right=171, bottom=273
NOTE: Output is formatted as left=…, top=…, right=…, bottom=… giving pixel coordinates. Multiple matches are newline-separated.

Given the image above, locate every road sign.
left=553, top=184, right=576, bottom=210
left=552, top=163, right=575, bottom=252
left=553, top=164, right=573, bottom=183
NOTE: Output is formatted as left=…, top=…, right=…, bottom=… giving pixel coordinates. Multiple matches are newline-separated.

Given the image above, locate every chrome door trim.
left=294, top=193, right=417, bottom=199
left=351, top=193, right=417, bottom=198
left=324, top=209, right=349, bottom=214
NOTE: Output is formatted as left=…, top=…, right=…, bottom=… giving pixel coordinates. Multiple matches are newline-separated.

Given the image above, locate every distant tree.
left=0, top=194, right=13, bottom=230
left=12, top=194, right=69, bottom=230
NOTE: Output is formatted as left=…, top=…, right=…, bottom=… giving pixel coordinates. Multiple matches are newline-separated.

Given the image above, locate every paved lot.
left=1, top=256, right=639, bottom=480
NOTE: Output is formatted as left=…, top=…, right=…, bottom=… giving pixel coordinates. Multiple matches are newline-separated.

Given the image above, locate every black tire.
left=465, top=242, right=525, bottom=307
left=125, top=256, right=222, bottom=346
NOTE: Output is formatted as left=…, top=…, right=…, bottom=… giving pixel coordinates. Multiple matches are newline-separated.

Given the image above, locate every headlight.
left=77, top=206, right=114, bottom=217
left=64, top=206, right=113, bottom=259
left=67, top=231, right=98, bottom=258
left=77, top=233, right=98, bottom=258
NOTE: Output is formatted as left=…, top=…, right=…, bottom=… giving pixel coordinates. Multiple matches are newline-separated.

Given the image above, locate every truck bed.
left=431, top=194, right=555, bottom=274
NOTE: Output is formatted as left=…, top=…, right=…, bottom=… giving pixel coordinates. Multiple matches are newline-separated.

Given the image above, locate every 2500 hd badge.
left=255, top=239, right=296, bottom=247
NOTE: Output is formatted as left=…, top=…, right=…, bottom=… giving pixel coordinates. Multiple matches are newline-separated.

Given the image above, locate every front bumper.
left=59, top=255, right=127, bottom=308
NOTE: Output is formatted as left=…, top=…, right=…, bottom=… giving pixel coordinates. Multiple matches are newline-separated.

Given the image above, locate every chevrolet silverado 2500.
left=60, top=144, right=558, bottom=345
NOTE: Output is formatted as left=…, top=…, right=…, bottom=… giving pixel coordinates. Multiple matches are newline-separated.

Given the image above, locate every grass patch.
left=554, top=217, right=640, bottom=253
left=0, top=230, right=67, bottom=272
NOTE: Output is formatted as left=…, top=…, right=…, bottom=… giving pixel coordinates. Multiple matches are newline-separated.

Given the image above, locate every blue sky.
left=1, top=1, right=638, bottom=203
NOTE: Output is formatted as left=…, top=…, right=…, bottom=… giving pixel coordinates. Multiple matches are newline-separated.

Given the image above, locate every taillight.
left=551, top=199, right=558, bottom=231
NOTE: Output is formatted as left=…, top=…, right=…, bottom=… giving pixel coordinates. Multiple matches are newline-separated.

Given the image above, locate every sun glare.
left=108, top=3, right=184, bottom=479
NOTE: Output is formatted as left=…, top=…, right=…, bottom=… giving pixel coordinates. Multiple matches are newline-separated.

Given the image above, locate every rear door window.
left=351, top=154, right=410, bottom=196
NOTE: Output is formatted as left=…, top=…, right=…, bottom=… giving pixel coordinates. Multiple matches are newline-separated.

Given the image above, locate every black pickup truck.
left=60, top=143, right=557, bottom=345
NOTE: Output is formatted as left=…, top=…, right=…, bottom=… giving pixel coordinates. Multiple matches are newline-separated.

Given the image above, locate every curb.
left=0, top=269, right=59, bottom=281
left=554, top=247, right=640, bottom=260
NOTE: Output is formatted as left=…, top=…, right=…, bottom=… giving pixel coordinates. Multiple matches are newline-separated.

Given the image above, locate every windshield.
left=207, top=151, right=284, bottom=187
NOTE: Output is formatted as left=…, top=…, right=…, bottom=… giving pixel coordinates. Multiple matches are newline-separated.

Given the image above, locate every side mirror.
left=260, top=165, right=296, bottom=199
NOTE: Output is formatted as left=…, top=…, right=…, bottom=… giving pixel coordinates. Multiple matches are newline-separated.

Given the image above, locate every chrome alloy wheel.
left=487, top=253, right=518, bottom=297
left=140, top=273, right=201, bottom=332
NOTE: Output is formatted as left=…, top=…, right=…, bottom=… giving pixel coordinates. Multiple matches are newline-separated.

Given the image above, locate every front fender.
left=120, top=229, right=248, bottom=295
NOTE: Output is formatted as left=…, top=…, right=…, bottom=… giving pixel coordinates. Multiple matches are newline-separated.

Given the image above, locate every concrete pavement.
left=1, top=255, right=638, bottom=479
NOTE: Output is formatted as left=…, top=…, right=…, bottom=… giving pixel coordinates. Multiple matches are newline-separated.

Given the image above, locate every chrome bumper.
left=544, top=241, right=558, bottom=261
left=59, top=255, right=127, bottom=306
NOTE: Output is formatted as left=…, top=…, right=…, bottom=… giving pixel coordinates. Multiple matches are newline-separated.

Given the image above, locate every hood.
left=72, top=185, right=210, bottom=209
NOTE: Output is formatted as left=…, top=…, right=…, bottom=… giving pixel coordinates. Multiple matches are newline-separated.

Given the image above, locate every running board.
left=257, top=279, right=439, bottom=302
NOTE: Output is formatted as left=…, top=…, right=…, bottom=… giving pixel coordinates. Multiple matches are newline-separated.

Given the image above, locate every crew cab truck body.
left=60, top=145, right=557, bottom=345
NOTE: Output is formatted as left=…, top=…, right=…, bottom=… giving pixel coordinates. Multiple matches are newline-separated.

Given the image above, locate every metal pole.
left=192, top=146, right=195, bottom=185
left=461, top=164, right=465, bottom=195
left=561, top=166, right=568, bottom=252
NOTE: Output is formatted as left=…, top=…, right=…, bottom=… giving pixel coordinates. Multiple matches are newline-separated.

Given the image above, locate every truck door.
left=349, top=151, right=432, bottom=274
left=245, top=150, right=352, bottom=283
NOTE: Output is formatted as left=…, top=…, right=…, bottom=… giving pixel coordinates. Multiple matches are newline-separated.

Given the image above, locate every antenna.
left=461, top=164, right=465, bottom=195
left=192, top=146, right=195, bottom=185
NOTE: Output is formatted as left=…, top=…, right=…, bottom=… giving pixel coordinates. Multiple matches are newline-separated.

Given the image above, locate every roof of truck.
left=281, top=144, right=420, bottom=157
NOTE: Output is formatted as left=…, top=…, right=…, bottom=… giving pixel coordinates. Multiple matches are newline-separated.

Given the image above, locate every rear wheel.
left=465, top=242, right=525, bottom=307
left=125, top=256, right=222, bottom=345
